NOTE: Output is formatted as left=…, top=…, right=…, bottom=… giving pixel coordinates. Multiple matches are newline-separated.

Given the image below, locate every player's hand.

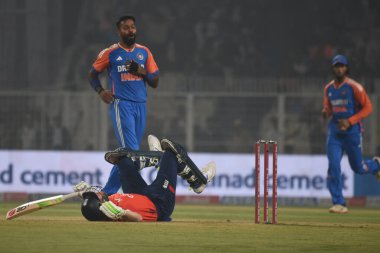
left=99, top=89, right=114, bottom=104
left=73, top=181, right=90, bottom=192
left=337, top=119, right=350, bottom=131
left=321, top=108, right=330, bottom=119
left=99, top=201, right=126, bottom=221
left=125, top=59, right=139, bottom=73
left=125, top=60, right=147, bottom=76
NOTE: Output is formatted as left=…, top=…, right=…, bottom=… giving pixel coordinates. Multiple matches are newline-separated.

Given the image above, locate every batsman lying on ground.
left=74, top=137, right=216, bottom=222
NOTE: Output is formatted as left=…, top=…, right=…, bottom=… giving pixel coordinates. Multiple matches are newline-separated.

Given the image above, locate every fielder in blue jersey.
left=322, top=55, right=380, bottom=214
left=88, top=16, right=159, bottom=195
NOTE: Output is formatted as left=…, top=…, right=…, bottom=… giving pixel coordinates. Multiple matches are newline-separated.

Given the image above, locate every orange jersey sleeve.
left=92, top=44, right=118, bottom=72
left=145, top=47, right=159, bottom=74
left=322, top=82, right=333, bottom=117
left=347, top=80, right=372, bottom=125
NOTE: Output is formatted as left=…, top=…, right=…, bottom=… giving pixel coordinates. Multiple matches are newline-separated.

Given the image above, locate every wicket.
left=255, top=140, right=278, bottom=224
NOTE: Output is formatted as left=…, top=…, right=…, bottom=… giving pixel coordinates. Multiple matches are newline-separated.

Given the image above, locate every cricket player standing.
left=88, top=16, right=159, bottom=194
left=322, top=55, right=380, bottom=213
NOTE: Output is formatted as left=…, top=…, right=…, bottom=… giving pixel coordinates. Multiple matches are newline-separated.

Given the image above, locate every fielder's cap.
left=332, top=55, right=348, bottom=66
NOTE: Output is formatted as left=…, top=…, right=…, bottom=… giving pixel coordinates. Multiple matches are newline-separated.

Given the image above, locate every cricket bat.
left=6, top=192, right=80, bottom=220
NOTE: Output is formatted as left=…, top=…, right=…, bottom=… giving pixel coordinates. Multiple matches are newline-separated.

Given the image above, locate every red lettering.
left=120, top=73, right=143, bottom=81
left=332, top=106, right=347, bottom=113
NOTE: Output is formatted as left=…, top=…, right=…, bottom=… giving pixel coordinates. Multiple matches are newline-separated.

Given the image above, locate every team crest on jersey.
left=137, top=52, right=144, bottom=60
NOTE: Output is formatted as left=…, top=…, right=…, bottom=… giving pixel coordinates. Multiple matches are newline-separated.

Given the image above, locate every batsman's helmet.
left=81, top=192, right=110, bottom=221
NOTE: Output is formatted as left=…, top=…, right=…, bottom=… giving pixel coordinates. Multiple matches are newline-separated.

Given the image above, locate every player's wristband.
left=95, top=86, right=104, bottom=94
left=89, top=67, right=104, bottom=93
left=144, top=72, right=157, bottom=83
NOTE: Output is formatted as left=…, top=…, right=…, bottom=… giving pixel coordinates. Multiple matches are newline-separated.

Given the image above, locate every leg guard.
left=160, top=138, right=208, bottom=185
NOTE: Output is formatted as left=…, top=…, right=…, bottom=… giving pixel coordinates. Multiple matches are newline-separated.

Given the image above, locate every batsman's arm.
left=121, top=209, right=143, bottom=222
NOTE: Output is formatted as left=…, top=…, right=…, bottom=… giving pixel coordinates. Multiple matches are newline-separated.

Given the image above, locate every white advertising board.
left=0, top=151, right=353, bottom=197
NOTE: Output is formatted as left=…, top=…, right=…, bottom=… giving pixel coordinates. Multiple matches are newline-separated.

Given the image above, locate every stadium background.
left=0, top=0, right=380, bottom=204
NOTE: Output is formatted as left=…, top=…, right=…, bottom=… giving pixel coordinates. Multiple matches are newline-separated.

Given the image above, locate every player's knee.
left=162, top=150, right=176, bottom=161
left=328, top=163, right=340, bottom=173
left=118, top=157, right=138, bottom=173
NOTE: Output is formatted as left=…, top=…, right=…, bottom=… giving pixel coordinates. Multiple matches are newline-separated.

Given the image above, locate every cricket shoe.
left=373, top=157, right=380, bottom=182
left=104, top=147, right=160, bottom=170
left=148, top=134, right=163, bottom=152
left=160, top=138, right=189, bottom=165
left=329, top=204, right=348, bottom=214
left=192, top=161, right=216, bottom=194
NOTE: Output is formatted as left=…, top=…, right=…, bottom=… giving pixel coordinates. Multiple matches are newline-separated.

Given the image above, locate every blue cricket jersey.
left=92, top=43, right=159, bottom=102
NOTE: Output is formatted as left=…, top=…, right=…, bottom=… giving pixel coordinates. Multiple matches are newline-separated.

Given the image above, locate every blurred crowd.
left=1, top=0, right=380, bottom=153
left=61, top=0, right=380, bottom=82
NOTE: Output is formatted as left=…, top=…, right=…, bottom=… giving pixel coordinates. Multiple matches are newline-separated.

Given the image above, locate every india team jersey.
left=92, top=43, right=159, bottom=102
left=323, top=77, right=372, bottom=134
left=109, top=193, right=158, bottom=221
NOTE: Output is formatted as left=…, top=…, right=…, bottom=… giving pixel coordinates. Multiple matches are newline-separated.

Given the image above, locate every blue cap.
left=332, top=55, right=348, bottom=66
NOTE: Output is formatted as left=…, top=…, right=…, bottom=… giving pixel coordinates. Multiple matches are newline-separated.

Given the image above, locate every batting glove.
left=73, top=181, right=90, bottom=193
left=99, top=201, right=127, bottom=221
left=125, top=59, right=139, bottom=73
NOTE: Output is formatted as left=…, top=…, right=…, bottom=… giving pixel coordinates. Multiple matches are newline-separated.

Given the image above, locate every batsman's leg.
left=161, top=138, right=216, bottom=194
left=117, top=156, right=148, bottom=194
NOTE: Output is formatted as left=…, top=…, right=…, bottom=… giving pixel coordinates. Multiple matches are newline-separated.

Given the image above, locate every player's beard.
left=123, top=34, right=136, bottom=47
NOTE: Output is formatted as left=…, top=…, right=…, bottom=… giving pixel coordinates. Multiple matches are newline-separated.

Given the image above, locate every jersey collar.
left=118, top=42, right=135, bottom=52
left=333, top=77, right=348, bottom=89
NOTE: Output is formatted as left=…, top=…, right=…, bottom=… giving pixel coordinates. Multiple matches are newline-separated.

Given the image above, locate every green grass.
left=1, top=202, right=379, bottom=253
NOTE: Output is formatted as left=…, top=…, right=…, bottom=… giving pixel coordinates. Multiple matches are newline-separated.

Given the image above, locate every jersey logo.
left=137, top=52, right=144, bottom=60
left=116, top=56, right=123, bottom=61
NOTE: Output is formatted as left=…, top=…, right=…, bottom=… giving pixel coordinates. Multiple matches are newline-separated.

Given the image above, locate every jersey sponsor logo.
left=137, top=52, right=144, bottom=60
left=331, top=99, right=348, bottom=106
left=332, top=106, right=348, bottom=113
left=117, top=65, right=127, bottom=72
left=120, top=73, right=143, bottom=81
left=116, top=56, right=123, bottom=61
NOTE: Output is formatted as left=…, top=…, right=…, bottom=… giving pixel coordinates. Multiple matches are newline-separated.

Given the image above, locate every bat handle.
left=62, top=192, right=81, bottom=201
